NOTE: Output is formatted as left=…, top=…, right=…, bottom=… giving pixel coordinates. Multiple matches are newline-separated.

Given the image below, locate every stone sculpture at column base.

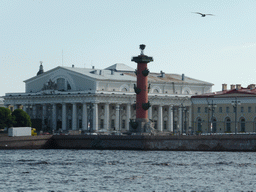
left=129, top=118, right=155, bottom=134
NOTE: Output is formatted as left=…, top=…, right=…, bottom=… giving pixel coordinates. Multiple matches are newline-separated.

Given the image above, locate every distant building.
left=191, top=84, right=256, bottom=134
left=0, top=98, right=4, bottom=108
left=3, top=63, right=212, bottom=133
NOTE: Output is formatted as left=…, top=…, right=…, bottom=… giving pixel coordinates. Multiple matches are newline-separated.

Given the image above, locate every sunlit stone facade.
left=4, top=63, right=212, bottom=133
left=191, top=84, right=256, bottom=134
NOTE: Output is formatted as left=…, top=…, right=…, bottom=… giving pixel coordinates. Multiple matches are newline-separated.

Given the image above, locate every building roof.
left=192, top=85, right=256, bottom=98
left=104, top=63, right=134, bottom=72
left=25, top=63, right=213, bottom=86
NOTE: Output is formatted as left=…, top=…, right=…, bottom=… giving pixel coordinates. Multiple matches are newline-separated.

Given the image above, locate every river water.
left=0, top=150, right=255, bottom=192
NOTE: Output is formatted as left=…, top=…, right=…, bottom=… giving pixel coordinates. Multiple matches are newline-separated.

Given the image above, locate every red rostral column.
left=132, top=44, right=153, bottom=132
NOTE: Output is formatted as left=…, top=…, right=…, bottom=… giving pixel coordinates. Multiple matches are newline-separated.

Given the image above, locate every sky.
left=1, top=0, right=256, bottom=96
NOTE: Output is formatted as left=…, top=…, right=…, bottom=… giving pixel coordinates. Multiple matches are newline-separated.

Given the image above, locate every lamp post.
left=118, top=105, right=124, bottom=131
left=208, top=100, right=217, bottom=134
left=184, top=108, right=188, bottom=134
left=87, top=103, right=93, bottom=133
left=231, top=97, right=241, bottom=134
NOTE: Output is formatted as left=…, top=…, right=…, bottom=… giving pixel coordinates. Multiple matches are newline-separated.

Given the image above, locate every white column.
left=62, top=103, right=67, bottom=130
left=52, top=104, right=57, bottom=130
left=158, top=105, right=163, bottom=132
left=178, top=107, right=182, bottom=133
left=168, top=105, right=173, bottom=132
left=72, top=103, right=77, bottom=130
left=115, top=104, right=120, bottom=131
left=93, top=103, right=98, bottom=131
left=104, top=103, right=109, bottom=130
left=32, top=105, right=37, bottom=119
left=189, top=106, right=192, bottom=128
left=126, top=104, right=131, bottom=131
left=82, top=103, right=87, bottom=130
left=148, top=105, right=152, bottom=120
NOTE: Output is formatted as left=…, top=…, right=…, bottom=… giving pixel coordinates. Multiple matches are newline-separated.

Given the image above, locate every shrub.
left=12, top=109, right=32, bottom=127
left=0, top=107, right=15, bottom=129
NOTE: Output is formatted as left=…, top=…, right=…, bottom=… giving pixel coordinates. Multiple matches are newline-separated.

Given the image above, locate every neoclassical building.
left=191, top=84, right=256, bottom=134
left=3, top=62, right=212, bottom=133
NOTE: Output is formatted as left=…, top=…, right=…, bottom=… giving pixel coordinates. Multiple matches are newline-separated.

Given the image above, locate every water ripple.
left=0, top=150, right=255, bottom=191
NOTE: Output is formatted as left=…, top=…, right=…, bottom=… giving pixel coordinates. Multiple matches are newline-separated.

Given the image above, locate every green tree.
left=0, top=107, right=15, bottom=129
left=12, top=109, right=32, bottom=127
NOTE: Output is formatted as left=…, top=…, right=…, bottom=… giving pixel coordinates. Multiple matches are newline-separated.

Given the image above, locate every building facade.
left=3, top=63, right=213, bottom=133
left=191, top=84, right=256, bottom=134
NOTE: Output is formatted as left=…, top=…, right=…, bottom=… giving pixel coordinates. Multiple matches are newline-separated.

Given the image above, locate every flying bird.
left=192, top=12, right=215, bottom=17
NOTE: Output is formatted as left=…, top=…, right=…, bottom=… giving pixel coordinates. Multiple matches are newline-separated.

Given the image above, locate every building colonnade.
left=6, top=102, right=192, bottom=133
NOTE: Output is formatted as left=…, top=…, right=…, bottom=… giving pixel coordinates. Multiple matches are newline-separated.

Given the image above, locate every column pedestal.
left=135, top=118, right=150, bottom=133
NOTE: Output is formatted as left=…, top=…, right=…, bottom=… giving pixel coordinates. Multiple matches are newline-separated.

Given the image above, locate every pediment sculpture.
left=42, top=79, right=57, bottom=90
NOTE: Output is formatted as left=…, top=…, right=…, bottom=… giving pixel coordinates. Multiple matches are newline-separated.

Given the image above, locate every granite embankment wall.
left=1, top=135, right=256, bottom=151
left=0, top=135, right=52, bottom=149
left=51, top=135, right=256, bottom=151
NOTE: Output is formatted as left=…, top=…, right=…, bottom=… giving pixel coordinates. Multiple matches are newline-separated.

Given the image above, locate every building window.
left=122, top=120, right=125, bottom=129
left=154, top=120, right=158, bottom=129
left=67, top=82, right=71, bottom=90
left=68, top=119, right=72, bottom=129
left=197, top=118, right=202, bottom=132
left=212, top=118, right=217, bottom=133
left=197, top=107, right=201, bottom=113
left=205, top=107, right=208, bottom=113
left=248, top=107, right=251, bottom=113
left=226, top=107, right=229, bottom=113
left=225, top=118, right=231, bottom=132
left=241, top=107, right=244, bottom=113
left=57, top=78, right=65, bottom=91
left=79, top=119, right=82, bottom=129
left=233, top=107, right=236, bottom=113
left=111, top=120, right=115, bottom=129
left=100, top=119, right=104, bottom=129
left=163, top=121, right=167, bottom=130
left=240, top=118, right=245, bottom=132
left=219, top=107, right=222, bottom=113
left=173, top=121, right=177, bottom=130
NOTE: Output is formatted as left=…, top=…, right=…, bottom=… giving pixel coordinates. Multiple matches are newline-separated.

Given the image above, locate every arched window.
left=240, top=118, right=245, bottom=132
left=212, top=118, right=217, bottom=133
left=225, top=118, right=231, bottom=132
left=196, top=118, right=202, bottom=132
